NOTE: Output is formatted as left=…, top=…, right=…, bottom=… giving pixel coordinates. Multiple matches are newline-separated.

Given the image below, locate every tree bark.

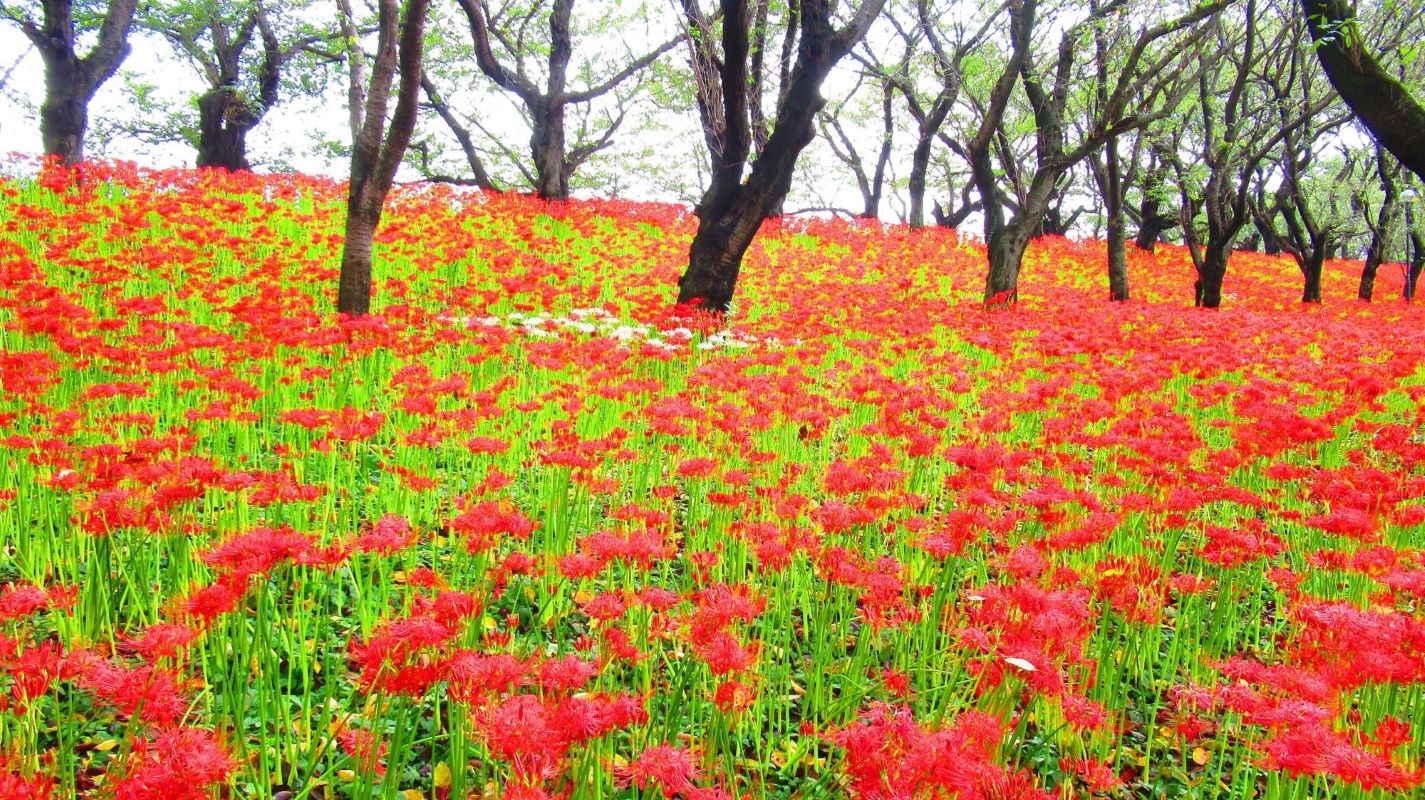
left=676, top=0, right=886, bottom=312
left=1301, top=0, right=1425, bottom=182
left=336, top=0, right=430, bottom=316
left=1195, top=243, right=1230, bottom=308
left=1104, top=137, right=1129, bottom=301
left=1299, top=250, right=1324, bottom=303
left=24, top=0, right=139, bottom=165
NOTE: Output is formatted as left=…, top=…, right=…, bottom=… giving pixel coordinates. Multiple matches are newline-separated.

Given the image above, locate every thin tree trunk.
left=1104, top=137, right=1128, bottom=301
left=1359, top=239, right=1384, bottom=300
left=336, top=0, right=430, bottom=316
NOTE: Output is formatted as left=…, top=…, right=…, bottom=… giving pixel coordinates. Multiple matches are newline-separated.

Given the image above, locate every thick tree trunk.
left=678, top=195, right=766, bottom=310
left=1134, top=197, right=1176, bottom=251
left=1195, top=244, right=1230, bottom=308
left=195, top=88, right=253, bottom=171
left=39, top=73, right=88, bottom=165
left=1253, top=214, right=1282, bottom=254
left=1300, top=253, right=1324, bottom=303
left=1302, top=0, right=1425, bottom=182
left=337, top=205, right=379, bottom=316
left=531, top=100, right=568, bottom=200
left=985, top=221, right=1034, bottom=303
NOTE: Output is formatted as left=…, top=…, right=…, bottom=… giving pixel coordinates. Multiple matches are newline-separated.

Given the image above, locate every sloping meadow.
left=1, top=164, right=1424, bottom=800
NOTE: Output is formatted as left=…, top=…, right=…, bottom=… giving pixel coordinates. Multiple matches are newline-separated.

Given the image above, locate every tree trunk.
left=1407, top=232, right=1424, bottom=301
left=678, top=194, right=767, bottom=310
left=335, top=0, right=431, bottom=316
left=1104, top=139, right=1128, bottom=301
left=39, top=67, right=88, bottom=165
left=1134, top=197, right=1176, bottom=251
left=1195, top=244, right=1230, bottom=308
left=531, top=99, right=568, bottom=199
left=1253, top=214, right=1282, bottom=254
left=195, top=88, right=253, bottom=171
left=908, top=134, right=933, bottom=228
left=1302, top=0, right=1425, bottom=182
left=337, top=205, right=379, bottom=315
left=1300, top=252, right=1324, bottom=303
left=985, top=221, right=1034, bottom=303
left=1359, top=237, right=1384, bottom=300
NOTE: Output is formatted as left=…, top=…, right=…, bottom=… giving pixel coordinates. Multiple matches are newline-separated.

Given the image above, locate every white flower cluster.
left=435, top=307, right=785, bottom=353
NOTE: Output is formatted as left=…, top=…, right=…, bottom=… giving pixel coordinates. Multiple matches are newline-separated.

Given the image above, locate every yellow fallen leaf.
left=1192, top=747, right=1210, bottom=766
left=337, top=769, right=357, bottom=781
left=95, top=739, right=120, bottom=752
left=402, top=790, right=423, bottom=800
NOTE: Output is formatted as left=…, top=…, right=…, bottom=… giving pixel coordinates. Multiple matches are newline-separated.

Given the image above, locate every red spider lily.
left=0, top=769, right=54, bottom=800
left=353, top=513, right=417, bottom=555
left=616, top=743, right=699, bottom=798
left=123, top=623, right=200, bottom=663
left=336, top=727, right=388, bottom=777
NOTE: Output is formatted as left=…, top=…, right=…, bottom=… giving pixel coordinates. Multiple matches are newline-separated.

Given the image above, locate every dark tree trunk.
left=1358, top=244, right=1382, bottom=300
left=531, top=98, right=568, bottom=200
left=676, top=0, right=886, bottom=312
left=1407, top=231, right=1424, bottom=302
left=1300, top=251, right=1324, bottom=303
left=196, top=88, right=254, bottom=171
left=985, top=220, right=1035, bottom=303
left=336, top=0, right=430, bottom=316
left=1302, top=0, right=1425, bottom=182
left=908, top=136, right=933, bottom=228
left=1104, top=138, right=1128, bottom=301
left=24, top=0, right=138, bottom=165
left=1195, top=243, right=1230, bottom=308
left=39, top=66, right=89, bottom=164
left=1253, top=214, right=1282, bottom=254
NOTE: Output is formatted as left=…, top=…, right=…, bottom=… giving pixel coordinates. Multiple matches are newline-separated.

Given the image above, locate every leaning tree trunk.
left=1359, top=233, right=1385, bottom=300
left=195, top=88, right=254, bottom=171
left=985, top=220, right=1035, bottom=304
left=679, top=193, right=770, bottom=309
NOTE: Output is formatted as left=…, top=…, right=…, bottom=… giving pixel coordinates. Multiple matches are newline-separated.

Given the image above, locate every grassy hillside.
left=1, top=164, right=1424, bottom=799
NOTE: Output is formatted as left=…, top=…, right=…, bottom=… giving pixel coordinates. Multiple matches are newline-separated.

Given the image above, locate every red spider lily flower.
left=446, top=650, right=532, bottom=705
left=450, top=500, right=537, bottom=553
left=617, top=743, right=699, bottom=798
left=353, top=513, right=417, bottom=555
left=4, top=640, right=66, bottom=713
left=536, top=655, right=598, bottom=694
left=0, top=769, right=53, bottom=800
left=0, top=584, right=49, bottom=620
left=1059, top=757, right=1124, bottom=794
left=124, top=622, right=200, bottom=662
left=76, top=661, right=190, bottom=727
left=336, top=727, right=388, bottom=777
left=712, top=679, right=757, bottom=713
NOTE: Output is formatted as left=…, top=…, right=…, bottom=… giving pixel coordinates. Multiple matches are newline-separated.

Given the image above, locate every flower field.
left=2, top=163, right=1425, bottom=800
